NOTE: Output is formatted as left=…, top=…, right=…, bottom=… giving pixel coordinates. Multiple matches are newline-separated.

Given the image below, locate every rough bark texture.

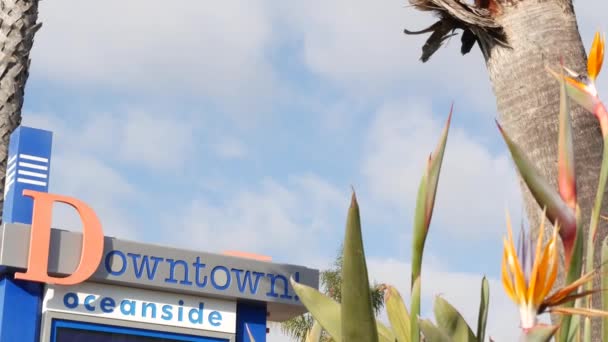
left=486, top=0, right=606, bottom=337
left=0, top=0, right=40, bottom=219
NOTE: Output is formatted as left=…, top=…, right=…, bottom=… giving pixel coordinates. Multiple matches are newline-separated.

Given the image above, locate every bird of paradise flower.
left=502, top=209, right=608, bottom=335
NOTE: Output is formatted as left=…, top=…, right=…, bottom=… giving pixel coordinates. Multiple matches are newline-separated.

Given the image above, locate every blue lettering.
left=84, top=295, right=96, bottom=311
left=178, top=300, right=184, bottom=322
left=266, top=273, right=292, bottom=299
left=120, top=300, right=136, bottom=316
left=63, top=293, right=78, bottom=309
left=211, top=266, right=231, bottom=290
left=164, top=259, right=193, bottom=285
left=105, top=250, right=127, bottom=276
left=293, top=272, right=300, bottom=301
left=189, top=303, right=204, bottom=324
left=128, top=253, right=164, bottom=280
left=231, top=269, right=264, bottom=294
left=142, top=302, right=157, bottom=318
left=100, top=297, right=115, bottom=313
left=192, top=257, right=208, bottom=288
left=208, top=311, right=222, bottom=326
left=161, top=305, right=173, bottom=320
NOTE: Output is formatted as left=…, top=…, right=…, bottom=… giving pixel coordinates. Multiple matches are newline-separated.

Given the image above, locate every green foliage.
left=280, top=244, right=384, bottom=341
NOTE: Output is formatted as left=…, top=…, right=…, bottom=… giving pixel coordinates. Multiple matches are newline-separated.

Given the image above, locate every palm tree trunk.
left=0, top=0, right=41, bottom=219
left=485, top=0, right=606, bottom=337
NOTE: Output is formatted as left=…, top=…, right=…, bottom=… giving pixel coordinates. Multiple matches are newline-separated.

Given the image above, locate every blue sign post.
left=0, top=126, right=52, bottom=342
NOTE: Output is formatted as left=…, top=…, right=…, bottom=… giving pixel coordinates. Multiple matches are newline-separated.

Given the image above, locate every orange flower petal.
left=505, top=212, right=527, bottom=303
left=588, top=31, right=605, bottom=80
left=528, top=215, right=545, bottom=304
left=501, top=242, right=517, bottom=302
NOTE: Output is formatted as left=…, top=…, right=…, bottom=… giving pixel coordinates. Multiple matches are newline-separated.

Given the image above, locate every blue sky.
left=19, top=0, right=608, bottom=340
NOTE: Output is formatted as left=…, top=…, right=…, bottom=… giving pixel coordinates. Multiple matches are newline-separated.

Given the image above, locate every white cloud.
left=119, top=110, right=195, bottom=168
left=31, top=0, right=496, bottom=113
left=275, top=0, right=495, bottom=111
left=165, top=174, right=347, bottom=261
left=33, top=0, right=278, bottom=110
left=212, top=138, right=248, bottom=160
left=362, top=99, right=521, bottom=238
left=23, top=109, right=195, bottom=170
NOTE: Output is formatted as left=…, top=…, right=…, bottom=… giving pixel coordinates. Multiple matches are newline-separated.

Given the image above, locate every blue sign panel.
left=0, top=126, right=52, bottom=342
left=2, top=126, right=52, bottom=224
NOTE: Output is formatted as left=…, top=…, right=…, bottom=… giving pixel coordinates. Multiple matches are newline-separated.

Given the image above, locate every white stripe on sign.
left=18, top=170, right=47, bottom=179
left=17, top=178, right=47, bottom=187
left=6, top=170, right=14, bottom=182
left=6, top=161, right=16, bottom=174
left=20, top=154, right=49, bottom=163
left=4, top=180, right=13, bottom=197
left=19, top=162, right=48, bottom=171
left=7, top=154, right=16, bottom=165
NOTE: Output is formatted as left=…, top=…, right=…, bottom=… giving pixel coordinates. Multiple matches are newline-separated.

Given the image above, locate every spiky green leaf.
left=433, top=296, right=476, bottom=341
left=411, top=110, right=451, bottom=342
left=305, top=321, right=323, bottom=342
left=419, top=319, right=451, bottom=342
left=290, top=281, right=342, bottom=340
left=385, top=285, right=410, bottom=342
left=476, top=277, right=489, bottom=342
left=290, top=280, right=395, bottom=342
left=342, top=192, right=378, bottom=341
left=497, top=122, right=577, bottom=264
left=411, top=277, right=421, bottom=342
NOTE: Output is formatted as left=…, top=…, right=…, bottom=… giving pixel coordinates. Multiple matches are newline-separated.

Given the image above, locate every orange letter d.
left=14, top=190, right=104, bottom=285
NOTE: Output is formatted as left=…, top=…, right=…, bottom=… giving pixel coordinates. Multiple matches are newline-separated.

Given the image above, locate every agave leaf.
left=522, top=324, right=559, bottom=342
left=377, top=323, right=398, bottom=342
left=419, top=319, right=451, bottom=342
left=557, top=69, right=576, bottom=209
left=290, top=280, right=396, bottom=342
left=411, top=276, right=421, bottom=342
left=497, top=122, right=577, bottom=266
left=476, top=277, right=489, bottom=342
left=412, top=109, right=451, bottom=284
left=342, top=192, right=378, bottom=341
left=584, top=317, right=591, bottom=342
left=603, top=236, right=608, bottom=341
left=433, top=296, right=476, bottom=341
left=305, top=321, right=323, bottom=342
left=411, top=110, right=451, bottom=341
left=290, top=280, right=342, bottom=340
left=384, top=285, right=411, bottom=342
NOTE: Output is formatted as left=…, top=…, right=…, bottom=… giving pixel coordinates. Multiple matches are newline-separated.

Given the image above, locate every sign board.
left=43, top=282, right=237, bottom=334
left=0, top=223, right=319, bottom=321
